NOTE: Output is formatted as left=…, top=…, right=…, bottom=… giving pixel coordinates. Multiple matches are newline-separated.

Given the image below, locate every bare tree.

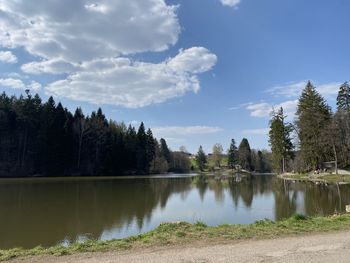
left=212, top=143, right=223, bottom=167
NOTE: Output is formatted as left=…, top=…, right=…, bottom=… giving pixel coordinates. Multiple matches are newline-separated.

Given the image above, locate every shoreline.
left=0, top=173, right=199, bottom=184
left=6, top=231, right=350, bottom=263
left=278, top=172, right=350, bottom=184
left=1, top=214, right=350, bottom=261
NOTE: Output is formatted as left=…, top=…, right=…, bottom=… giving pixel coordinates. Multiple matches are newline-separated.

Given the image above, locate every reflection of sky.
left=2, top=176, right=349, bottom=249
left=100, top=184, right=276, bottom=241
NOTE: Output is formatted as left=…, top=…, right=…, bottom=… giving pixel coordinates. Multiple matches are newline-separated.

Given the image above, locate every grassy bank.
left=1, top=214, right=350, bottom=261
left=279, top=172, right=350, bottom=184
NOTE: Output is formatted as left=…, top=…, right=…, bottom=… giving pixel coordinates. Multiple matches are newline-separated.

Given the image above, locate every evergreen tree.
left=146, top=128, right=156, bottom=172
left=255, top=150, right=265, bottom=172
left=227, top=139, right=238, bottom=169
left=136, top=122, right=147, bottom=173
left=296, top=81, right=331, bottom=171
left=150, top=139, right=169, bottom=174
left=90, top=108, right=110, bottom=174
left=39, top=96, right=57, bottom=175
left=238, top=138, right=252, bottom=171
left=0, top=91, right=193, bottom=177
left=337, top=82, right=350, bottom=111
left=160, top=138, right=171, bottom=165
left=269, top=107, right=294, bottom=173
left=15, top=92, right=41, bottom=172
left=52, top=102, right=68, bottom=175
left=73, top=108, right=89, bottom=170
left=195, top=145, right=207, bottom=171
left=334, top=82, right=350, bottom=167
left=123, top=124, right=136, bottom=172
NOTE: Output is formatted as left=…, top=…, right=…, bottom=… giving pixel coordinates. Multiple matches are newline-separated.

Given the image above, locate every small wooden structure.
left=323, top=161, right=338, bottom=175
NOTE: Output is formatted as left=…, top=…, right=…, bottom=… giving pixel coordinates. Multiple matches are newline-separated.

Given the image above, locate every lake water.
left=0, top=174, right=349, bottom=249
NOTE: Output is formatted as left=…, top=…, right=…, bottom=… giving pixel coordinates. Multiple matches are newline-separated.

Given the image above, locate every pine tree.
left=125, top=124, right=137, bottom=171
left=146, top=128, right=156, bottom=172
left=334, top=82, right=350, bottom=167
left=227, top=139, right=238, bottom=169
left=53, top=102, right=68, bottom=174
left=296, top=81, right=331, bottom=171
left=160, top=138, right=171, bottom=165
left=269, top=107, right=294, bottom=173
left=73, top=108, right=89, bottom=170
left=238, top=138, right=252, bottom=171
left=255, top=150, right=265, bottom=172
left=337, top=82, right=350, bottom=111
left=0, top=91, right=172, bottom=177
left=136, top=122, right=147, bottom=173
left=196, top=145, right=207, bottom=171
left=90, top=108, right=110, bottom=174
left=39, top=96, right=57, bottom=175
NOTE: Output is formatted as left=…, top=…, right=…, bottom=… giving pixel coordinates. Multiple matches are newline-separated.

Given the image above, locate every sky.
left=0, top=0, right=349, bottom=153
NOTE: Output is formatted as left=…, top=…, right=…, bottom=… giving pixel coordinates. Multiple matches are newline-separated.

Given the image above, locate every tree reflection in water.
left=0, top=175, right=349, bottom=249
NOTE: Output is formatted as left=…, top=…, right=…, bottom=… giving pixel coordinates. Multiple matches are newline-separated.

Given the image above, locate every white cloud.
left=0, top=0, right=218, bottom=108
left=46, top=47, right=217, bottom=108
left=27, top=80, right=42, bottom=91
left=242, top=128, right=269, bottom=135
left=152, top=125, right=223, bottom=138
left=0, top=78, right=42, bottom=91
left=0, top=0, right=180, bottom=61
left=5, top=72, right=25, bottom=79
left=163, top=137, right=186, bottom=144
left=267, top=81, right=342, bottom=100
left=220, top=0, right=240, bottom=7
left=0, top=50, right=17, bottom=63
left=277, top=100, right=298, bottom=117
left=318, top=82, right=342, bottom=98
left=267, top=81, right=307, bottom=98
left=0, top=78, right=25, bottom=89
left=21, top=59, right=78, bottom=74
left=245, top=102, right=271, bottom=118
left=248, top=81, right=343, bottom=118
left=245, top=100, right=298, bottom=118
left=168, top=48, right=218, bottom=74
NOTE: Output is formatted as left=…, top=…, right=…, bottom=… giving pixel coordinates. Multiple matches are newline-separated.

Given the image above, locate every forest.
left=0, top=92, right=191, bottom=177
left=3, top=80, right=345, bottom=177
left=269, top=81, right=350, bottom=173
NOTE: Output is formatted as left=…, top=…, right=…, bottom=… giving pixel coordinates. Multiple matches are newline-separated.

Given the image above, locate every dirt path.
left=7, top=231, right=350, bottom=263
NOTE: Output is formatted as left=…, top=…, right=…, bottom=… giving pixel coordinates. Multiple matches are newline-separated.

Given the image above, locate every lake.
left=0, top=174, right=349, bottom=249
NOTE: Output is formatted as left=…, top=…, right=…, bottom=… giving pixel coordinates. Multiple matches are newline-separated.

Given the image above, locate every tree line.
left=0, top=92, right=190, bottom=177
left=195, top=138, right=271, bottom=173
left=269, top=81, right=350, bottom=173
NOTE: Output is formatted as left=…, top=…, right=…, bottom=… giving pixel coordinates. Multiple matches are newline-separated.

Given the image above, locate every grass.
left=279, top=172, right=350, bottom=184
left=1, top=214, right=350, bottom=261
left=321, top=174, right=350, bottom=183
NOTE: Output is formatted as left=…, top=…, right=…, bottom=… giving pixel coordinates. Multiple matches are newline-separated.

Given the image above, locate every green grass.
left=190, top=156, right=229, bottom=173
left=321, top=174, right=350, bottom=183
left=279, top=173, right=350, bottom=184
left=1, top=214, right=350, bottom=261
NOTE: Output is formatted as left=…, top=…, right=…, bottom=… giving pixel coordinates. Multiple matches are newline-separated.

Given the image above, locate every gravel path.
left=7, top=231, right=350, bottom=263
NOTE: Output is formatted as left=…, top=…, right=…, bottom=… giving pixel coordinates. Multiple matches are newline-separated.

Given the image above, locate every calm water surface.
left=0, top=174, right=349, bottom=249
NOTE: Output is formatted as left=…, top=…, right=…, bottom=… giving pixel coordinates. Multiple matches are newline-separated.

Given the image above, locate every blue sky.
left=0, top=0, right=349, bottom=153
